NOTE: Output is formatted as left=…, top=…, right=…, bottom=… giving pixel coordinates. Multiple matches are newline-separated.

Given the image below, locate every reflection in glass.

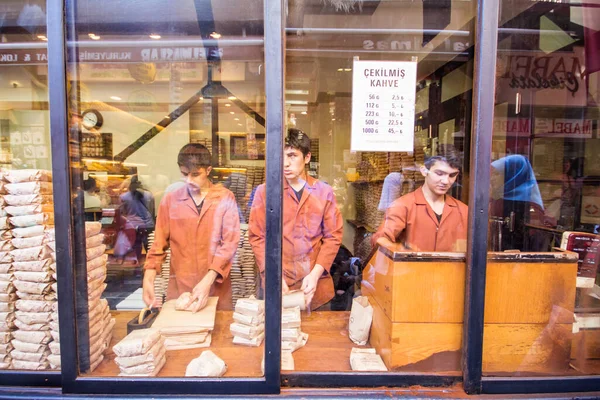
left=484, top=0, right=600, bottom=377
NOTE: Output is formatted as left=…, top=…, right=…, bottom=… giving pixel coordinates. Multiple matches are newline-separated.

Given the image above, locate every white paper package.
left=11, top=339, right=47, bottom=353
left=85, top=234, right=104, bottom=248
left=11, top=225, right=46, bottom=238
left=349, top=348, right=388, bottom=371
left=112, top=328, right=162, bottom=358
left=0, top=274, right=13, bottom=282
left=0, top=239, right=12, bottom=252
left=0, top=281, right=14, bottom=294
left=4, top=169, right=52, bottom=183
left=118, top=356, right=165, bottom=377
left=0, top=263, right=12, bottom=274
left=10, top=213, right=54, bottom=228
left=0, top=303, right=14, bottom=313
left=114, top=337, right=166, bottom=368
left=229, top=322, right=264, bottom=340
left=12, top=330, right=52, bottom=344
left=0, top=332, right=11, bottom=344
left=14, top=319, right=49, bottom=331
left=48, top=354, right=60, bottom=369
left=11, top=235, right=46, bottom=249
left=14, top=271, right=53, bottom=283
left=16, top=300, right=53, bottom=313
left=5, top=182, right=53, bottom=196
left=10, top=245, right=52, bottom=262
left=12, top=359, right=48, bottom=370
left=85, top=222, right=102, bottom=238
left=185, top=350, right=227, bottom=377
left=0, top=342, right=13, bottom=354
left=232, top=332, right=264, bottom=347
left=5, top=204, right=54, bottom=217
left=232, top=311, right=264, bottom=326
left=3, top=194, right=53, bottom=207
left=234, top=298, right=264, bottom=316
left=281, top=306, right=301, bottom=329
left=15, top=311, right=52, bottom=325
left=12, top=259, right=52, bottom=272
left=17, top=291, right=55, bottom=301
left=0, top=252, right=12, bottom=264
left=13, top=280, right=51, bottom=294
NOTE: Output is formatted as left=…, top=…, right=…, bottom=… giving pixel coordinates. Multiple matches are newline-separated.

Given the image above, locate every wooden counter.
left=88, top=310, right=405, bottom=377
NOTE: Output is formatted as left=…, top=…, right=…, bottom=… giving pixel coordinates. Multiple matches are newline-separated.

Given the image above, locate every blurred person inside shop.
left=142, top=143, right=240, bottom=311
left=249, top=128, right=343, bottom=311
left=372, top=149, right=468, bottom=252
left=114, top=175, right=155, bottom=265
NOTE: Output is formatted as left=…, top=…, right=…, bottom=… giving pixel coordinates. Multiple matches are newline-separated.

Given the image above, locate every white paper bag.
left=348, top=296, right=373, bottom=346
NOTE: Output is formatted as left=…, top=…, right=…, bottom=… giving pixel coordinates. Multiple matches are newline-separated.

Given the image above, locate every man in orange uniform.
left=249, top=129, right=343, bottom=310
left=143, top=143, right=240, bottom=311
left=372, top=151, right=468, bottom=252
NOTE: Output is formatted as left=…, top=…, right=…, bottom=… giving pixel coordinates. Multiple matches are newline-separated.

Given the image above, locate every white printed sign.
left=351, top=60, right=417, bottom=152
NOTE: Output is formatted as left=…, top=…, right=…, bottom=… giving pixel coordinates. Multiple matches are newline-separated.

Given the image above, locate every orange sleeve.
left=372, top=200, right=408, bottom=246
left=248, top=185, right=266, bottom=273
left=314, top=186, right=343, bottom=273
left=208, top=191, right=241, bottom=281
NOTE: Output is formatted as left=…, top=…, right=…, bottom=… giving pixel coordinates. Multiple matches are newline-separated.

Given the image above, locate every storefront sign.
left=493, top=117, right=531, bottom=137
left=0, top=40, right=262, bottom=65
left=351, top=60, right=417, bottom=152
left=496, top=48, right=586, bottom=107
left=534, top=118, right=594, bottom=138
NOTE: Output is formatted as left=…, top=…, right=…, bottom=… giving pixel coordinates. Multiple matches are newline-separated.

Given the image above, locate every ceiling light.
left=344, top=68, right=352, bottom=72
left=228, top=96, right=236, bottom=100
left=337, top=68, right=343, bottom=72
left=237, top=123, right=242, bottom=126
left=301, top=111, right=307, bottom=115
left=37, top=35, right=48, bottom=41
left=225, top=103, right=231, bottom=107
left=332, top=118, right=336, bottom=121
left=230, top=111, right=234, bottom=114
left=110, top=96, right=121, bottom=101
left=234, top=118, right=239, bottom=121
left=210, top=32, right=222, bottom=39
left=149, top=34, right=161, bottom=40
left=88, top=33, right=101, bottom=40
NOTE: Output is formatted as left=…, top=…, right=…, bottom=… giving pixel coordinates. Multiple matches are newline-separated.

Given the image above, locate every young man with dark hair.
left=372, top=151, right=468, bottom=252
left=143, top=143, right=240, bottom=311
left=249, top=129, right=343, bottom=309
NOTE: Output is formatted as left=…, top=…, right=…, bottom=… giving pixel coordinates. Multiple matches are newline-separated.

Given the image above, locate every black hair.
left=83, top=177, right=97, bottom=192
left=424, top=148, right=463, bottom=170
left=285, top=128, right=311, bottom=157
left=177, top=143, right=212, bottom=170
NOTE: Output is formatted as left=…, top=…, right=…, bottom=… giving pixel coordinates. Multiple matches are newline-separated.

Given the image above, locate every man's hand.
left=301, top=264, right=325, bottom=307
left=282, top=278, right=290, bottom=295
left=188, top=270, right=218, bottom=313
left=142, top=269, right=158, bottom=307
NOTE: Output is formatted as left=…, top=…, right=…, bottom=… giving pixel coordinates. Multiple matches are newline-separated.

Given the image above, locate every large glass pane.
left=277, top=0, right=475, bottom=374
left=0, top=1, right=59, bottom=372
left=66, top=0, right=267, bottom=377
left=484, top=0, right=600, bottom=377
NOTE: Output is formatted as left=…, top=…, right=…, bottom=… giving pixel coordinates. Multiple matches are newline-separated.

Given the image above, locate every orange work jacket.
left=144, top=182, right=240, bottom=310
left=372, top=186, right=468, bottom=252
left=248, top=175, right=343, bottom=309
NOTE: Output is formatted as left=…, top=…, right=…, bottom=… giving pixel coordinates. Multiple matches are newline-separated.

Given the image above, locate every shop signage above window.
left=534, top=118, right=594, bottom=138
left=351, top=60, right=417, bottom=152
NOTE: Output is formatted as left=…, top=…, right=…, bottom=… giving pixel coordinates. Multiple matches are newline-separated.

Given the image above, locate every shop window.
left=64, top=0, right=269, bottom=379
left=484, top=0, right=600, bottom=378
left=280, top=0, right=476, bottom=375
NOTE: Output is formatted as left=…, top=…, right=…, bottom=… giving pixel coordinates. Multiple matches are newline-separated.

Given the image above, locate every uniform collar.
left=283, top=174, right=317, bottom=190
left=414, top=186, right=459, bottom=207
left=174, top=180, right=214, bottom=201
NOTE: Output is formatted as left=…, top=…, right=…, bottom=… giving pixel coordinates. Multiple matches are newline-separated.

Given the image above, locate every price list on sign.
left=351, top=60, right=417, bottom=152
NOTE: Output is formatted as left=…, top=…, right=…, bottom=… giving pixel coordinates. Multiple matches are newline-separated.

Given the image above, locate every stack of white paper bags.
left=0, top=170, right=14, bottom=369
left=85, top=221, right=114, bottom=372
left=113, top=328, right=166, bottom=377
left=281, top=306, right=308, bottom=355
left=230, top=297, right=265, bottom=347
left=3, top=169, right=56, bottom=370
